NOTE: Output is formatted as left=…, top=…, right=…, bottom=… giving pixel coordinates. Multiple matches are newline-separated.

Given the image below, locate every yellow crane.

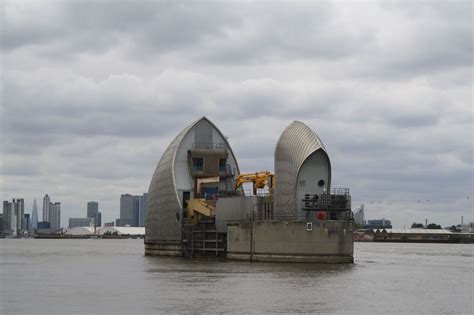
left=234, top=171, right=275, bottom=195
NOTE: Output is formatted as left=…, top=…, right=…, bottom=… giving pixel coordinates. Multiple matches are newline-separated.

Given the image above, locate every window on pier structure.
left=192, top=158, right=204, bottom=172
left=219, top=159, right=226, bottom=172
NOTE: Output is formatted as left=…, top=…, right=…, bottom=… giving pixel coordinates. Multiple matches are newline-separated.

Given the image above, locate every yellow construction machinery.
left=186, top=172, right=274, bottom=225
left=186, top=198, right=216, bottom=225
left=234, top=171, right=275, bottom=195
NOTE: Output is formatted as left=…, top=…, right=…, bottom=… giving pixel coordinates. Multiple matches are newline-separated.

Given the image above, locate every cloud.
left=1, top=0, right=472, bottom=227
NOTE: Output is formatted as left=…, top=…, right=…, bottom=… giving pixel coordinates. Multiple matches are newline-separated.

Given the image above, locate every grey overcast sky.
left=1, top=0, right=472, bottom=228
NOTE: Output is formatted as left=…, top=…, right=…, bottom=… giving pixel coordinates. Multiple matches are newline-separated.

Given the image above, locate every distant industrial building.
left=64, top=226, right=145, bottom=237
left=104, top=222, right=114, bottom=227
left=99, top=226, right=145, bottom=236
left=36, top=221, right=55, bottom=235
left=365, top=218, right=392, bottom=229
left=37, top=221, right=51, bottom=229
left=64, top=226, right=94, bottom=236
left=355, top=228, right=473, bottom=243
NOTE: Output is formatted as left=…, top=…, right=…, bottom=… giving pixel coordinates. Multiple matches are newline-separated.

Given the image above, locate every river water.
left=0, top=239, right=472, bottom=314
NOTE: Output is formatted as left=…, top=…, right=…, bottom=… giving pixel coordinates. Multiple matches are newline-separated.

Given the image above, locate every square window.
left=192, top=158, right=204, bottom=172
left=219, top=159, right=227, bottom=172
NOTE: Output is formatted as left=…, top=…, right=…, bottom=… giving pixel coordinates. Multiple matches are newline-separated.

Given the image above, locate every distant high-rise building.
left=49, top=202, right=61, bottom=231
left=132, top=195, right=140, bottom=227
left=353, top=204, right=365, bottom=226
left=13, top=199, right=25, bottom=233
left=31, top=199, right=38, bottom=230
left=3, top=201, right=13, bottom=235
left=365, top=218, right=392, bottom=229
left=41, top=195, right=61, bottom=231
left=139, top=193, right=148, bottom=227
left=97, top=212, right=102, bottom=227
left=120, top=194, right=133, bottom=226
left=87, top=201, right=101, bottom=227
left=23, top=214, right=30, bottom=234
left=120, top=193, right=147, bottom=227
left=42, top=194, right=50, bottom=222
left=11, top=212, right=17, bottom=236
left=87, top=201, right=98, bottom=217
left=0, top=214, right=4, bottom=236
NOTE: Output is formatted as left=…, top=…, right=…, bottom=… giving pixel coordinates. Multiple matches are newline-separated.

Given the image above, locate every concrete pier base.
left=226, top=220, right=353, bottom=263
left=226, top=253, right=353, bottom=263
left=144, top=240, right=182, bottom=257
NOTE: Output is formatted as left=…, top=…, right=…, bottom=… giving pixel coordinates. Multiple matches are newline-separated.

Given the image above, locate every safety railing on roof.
left=302, top=189, right=351, bottom=211
left=331, top=188, right=350, bottom=196
left=192, top=142, right=227, bottom=151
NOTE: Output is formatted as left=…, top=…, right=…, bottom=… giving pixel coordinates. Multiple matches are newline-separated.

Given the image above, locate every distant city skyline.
left=3, top=195, right=470, bottom=231
left=4, top=193, right=148, bottom=228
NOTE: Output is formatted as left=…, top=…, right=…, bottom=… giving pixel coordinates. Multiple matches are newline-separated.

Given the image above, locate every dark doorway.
left=182, top=191, right=191, bottom=209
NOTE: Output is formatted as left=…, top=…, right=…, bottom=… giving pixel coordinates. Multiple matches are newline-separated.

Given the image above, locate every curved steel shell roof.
left=145, top=117, right=240, bottom=242
left=274, top=121, right=331, bottom=219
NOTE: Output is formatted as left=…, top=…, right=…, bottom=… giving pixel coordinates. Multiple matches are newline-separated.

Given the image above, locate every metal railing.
left=296, top=209, right=353, bottom=222
left=302, top=191, right=351, bottom=211
left=228, top=210, right=353, bottom=223
left=331, top=188, right=350, bottom=196
left=192, top=142, right=227, bottom=151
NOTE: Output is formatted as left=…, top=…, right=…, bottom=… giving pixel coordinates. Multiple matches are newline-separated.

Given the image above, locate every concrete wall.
left=227, top=220, right=353, bottom=263
left=215, top=196, right=260, bottom=232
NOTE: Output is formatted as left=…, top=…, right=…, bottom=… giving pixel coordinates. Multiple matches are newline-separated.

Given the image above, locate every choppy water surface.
left=1, top=239, right=472, bottom=314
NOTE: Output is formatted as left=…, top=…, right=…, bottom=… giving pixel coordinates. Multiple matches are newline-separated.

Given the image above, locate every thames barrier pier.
left=145, top=117, right=353, bottom=263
